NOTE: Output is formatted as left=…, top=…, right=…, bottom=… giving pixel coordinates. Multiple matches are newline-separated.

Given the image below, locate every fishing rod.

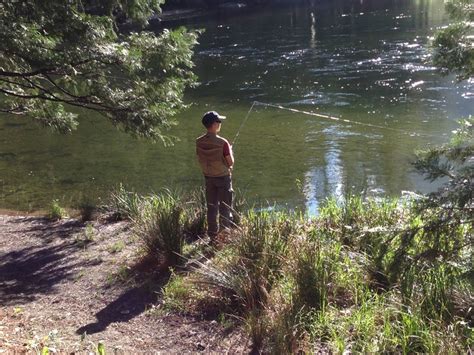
left=232, top=101, right=257, bottom=145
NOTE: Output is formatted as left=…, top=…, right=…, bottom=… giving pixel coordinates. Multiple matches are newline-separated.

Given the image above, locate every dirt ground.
left=0, top=214, right=248, bottom=353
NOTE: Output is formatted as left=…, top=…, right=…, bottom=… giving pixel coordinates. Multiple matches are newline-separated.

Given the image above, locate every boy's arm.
left=223, top=142, right=234, bottom=168
left=225, top=153, right=234, bottom=168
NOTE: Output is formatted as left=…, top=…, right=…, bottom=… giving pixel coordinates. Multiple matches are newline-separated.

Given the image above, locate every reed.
left=179, top=196, right=472, bottom=352
left=109, top=183, right=142, bottom=221
left=134, top=190, right=185, bottom=268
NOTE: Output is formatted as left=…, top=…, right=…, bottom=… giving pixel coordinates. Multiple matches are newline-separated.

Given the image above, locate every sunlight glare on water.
left=0, top=0, right=472, bottom=212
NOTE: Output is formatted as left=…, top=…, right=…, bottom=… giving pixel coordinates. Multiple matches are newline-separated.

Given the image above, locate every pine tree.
left=431, top=0, right=473, bottom=81
left=414, top=0, right=473, bottom=242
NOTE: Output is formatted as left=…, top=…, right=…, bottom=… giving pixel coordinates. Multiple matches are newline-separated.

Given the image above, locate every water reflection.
left=0, top=0, right=472, bottom=211
left=310, top=12, right=317, bottom=48
left=304, top=126, right=345, bottom=215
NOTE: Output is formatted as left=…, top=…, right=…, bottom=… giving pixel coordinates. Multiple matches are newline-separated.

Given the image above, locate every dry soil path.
left=0, top=215, right=247, bottom=353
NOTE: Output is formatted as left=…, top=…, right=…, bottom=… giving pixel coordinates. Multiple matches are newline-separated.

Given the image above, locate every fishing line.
left=254, top=101, right=440, bottom=138
left=231, top=100, right=440, bottom=146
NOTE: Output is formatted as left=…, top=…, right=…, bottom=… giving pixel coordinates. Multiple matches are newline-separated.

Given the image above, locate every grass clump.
left=182, top=188, right=207, bottom=240
left=160, top=271, right=209, bottom=313
left=74, top=222, right=96, bottom=249
left=108, top=240, right=125, bottom=254
left=292, top=240, right=339, bottom=311
left=194, top=211, right=298, bottom=310
left=191, top=210, right=303, bottom=351
left=103, top=184, right=206, bottom=269
left=162, top=273, right=190, bottom=312
left=108, top=183, right=142, bottom=221
left=106, top=264, right=133, bottom=285
left=175, top=196, right=472, bottom=353
left=77, top=200, right=96, bottom=222
left=106, top=185, right=209, bottom=270
left=133, top=190, right=187, bottom=268
left=48, top=199, right=68, bottom=221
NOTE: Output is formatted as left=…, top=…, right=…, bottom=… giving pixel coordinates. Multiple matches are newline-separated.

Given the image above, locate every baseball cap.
left=202, top=111, right=226, bottom=127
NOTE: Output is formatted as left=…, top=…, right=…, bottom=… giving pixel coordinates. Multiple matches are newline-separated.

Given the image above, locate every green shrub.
left=48, top=199, right=68, bottom=221
left=185, top=197, right=472, bottom=353
left=105, top=188, right=471, bottom=353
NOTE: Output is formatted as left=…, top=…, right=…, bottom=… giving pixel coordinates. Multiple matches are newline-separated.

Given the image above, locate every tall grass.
left=182, top=188, right=206, bottom=240
left=134, top=191, right=185, bottom=267
left=193, top=211, right=293, bottom=309
left=185, top=196, right=472, bottom=352
left=108, top=183, right=142, bottom=221
left=304, top=294, right=454, bottom=353
left=109, top=187, right=209, bottom=269
left=103, top=185, right=472, bottom=351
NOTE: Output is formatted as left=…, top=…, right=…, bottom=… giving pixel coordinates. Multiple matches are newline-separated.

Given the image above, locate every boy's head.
left=202, top=111, right=226, bottom=132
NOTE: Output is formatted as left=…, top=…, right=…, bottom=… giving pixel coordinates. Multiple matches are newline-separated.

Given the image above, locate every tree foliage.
left=431, top=0, right=473, bottom=80
left=414, top=117, right=473, bottom=233
left=415, top=0, right=473, bottom=243
left=0, top=1, right=199, bottom=143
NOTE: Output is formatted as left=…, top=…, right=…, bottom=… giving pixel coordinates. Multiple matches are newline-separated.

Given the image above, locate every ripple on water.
left=287, top=91, right=361, bottom=107
left=420, top=98, right=445, bottom=104
left=375, top=78, right=397, bottom=88
left=290, top=98, right=331, bottom=105
left=321, top=126, right=363, bottom=138
left=334, top=101, right=350, bottom=106
left=198, top=49, right=224, bottom=56
left=403, top=63, right=437, bottom=72
left=425, top=86, right=450, bottom=92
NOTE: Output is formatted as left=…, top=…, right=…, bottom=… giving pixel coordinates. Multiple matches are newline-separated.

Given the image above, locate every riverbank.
left=0, top=214, right=248, bottom=353
left=1, top=188, right=472, bottom=353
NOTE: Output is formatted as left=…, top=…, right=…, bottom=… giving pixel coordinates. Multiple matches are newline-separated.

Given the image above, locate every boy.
left=196, top=111, right=234, bottom=242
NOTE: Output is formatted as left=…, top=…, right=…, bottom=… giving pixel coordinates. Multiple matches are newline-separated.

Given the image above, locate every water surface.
left=0, top=0, right=472, bottom=212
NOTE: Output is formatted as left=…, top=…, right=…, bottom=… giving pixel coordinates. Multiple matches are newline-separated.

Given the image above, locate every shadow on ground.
left=76, top=273, right=170, bottom=335
left=0, top=218, right=93, bottom=305
left=1, top=216, right=174, bottom=340
left=6, top=217, right=84, bottom=242
left=0, top=243, right=98, bottom=305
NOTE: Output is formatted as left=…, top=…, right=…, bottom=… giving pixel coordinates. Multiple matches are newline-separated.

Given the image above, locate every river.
left=0, top=0, right=472, bottom=212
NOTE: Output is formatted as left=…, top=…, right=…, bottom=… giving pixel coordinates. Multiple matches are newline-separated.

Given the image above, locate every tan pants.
left=205, top=175, right=233, bottom=237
